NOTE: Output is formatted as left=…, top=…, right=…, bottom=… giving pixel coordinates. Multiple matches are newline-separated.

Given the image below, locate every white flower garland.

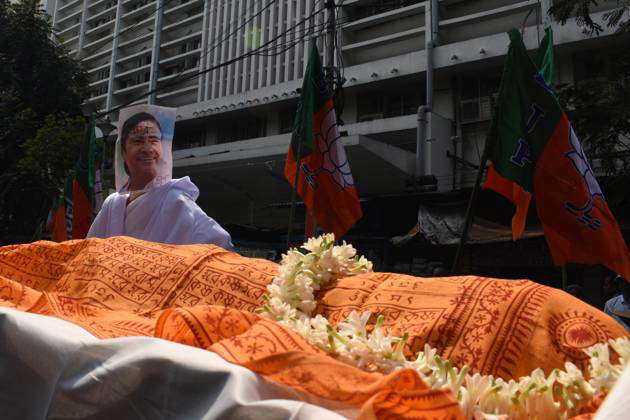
left=258, top=234, right=630, bottom=419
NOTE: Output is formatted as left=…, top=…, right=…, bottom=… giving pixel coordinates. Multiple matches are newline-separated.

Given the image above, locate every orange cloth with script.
left=0, top=237, right=627, bottom=418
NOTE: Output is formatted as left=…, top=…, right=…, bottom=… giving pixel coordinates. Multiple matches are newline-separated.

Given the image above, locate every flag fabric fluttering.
left=483, top=27, right=554, bottom=241
left=50, top=114, right=101, bottom=242
left=284, top=43, right=362, bottom=238
left=50, top=194, right=67, bottom=242
left=483, top=29, right=630, bottom=280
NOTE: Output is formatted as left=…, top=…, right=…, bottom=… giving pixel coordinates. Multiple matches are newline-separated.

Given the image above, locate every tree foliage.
left=549, top=0, right=630, bottom=35
left=18, top=115, right=86, bottom=194
left=0, top=0, right=89, bottom=243
left=549, top=1, right=630, bottom=207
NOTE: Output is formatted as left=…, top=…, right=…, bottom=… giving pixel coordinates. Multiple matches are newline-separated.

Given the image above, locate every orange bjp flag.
left=50, top=196, right=67, bottom=242
left=484, top=29, right=630, bottom=280
left=284, top=43, right=362, bottom=238
left=534, top=114, right=630, bottom=280
left=484, top=164, right=532, bottom=241
left=482, top=27, right=552, bottom=241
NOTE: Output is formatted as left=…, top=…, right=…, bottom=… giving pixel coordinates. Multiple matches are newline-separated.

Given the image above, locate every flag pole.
left=451, top=91, right=500, bottom=274
left=286, top=140, right=303, bottom=248
left=450, top=138, right=490, bottom=274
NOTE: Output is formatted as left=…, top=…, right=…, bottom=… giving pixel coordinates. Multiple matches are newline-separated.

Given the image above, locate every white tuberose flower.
left=337, top=311, right=371, bottom=338
left=258, top=234, right=630, bottom=420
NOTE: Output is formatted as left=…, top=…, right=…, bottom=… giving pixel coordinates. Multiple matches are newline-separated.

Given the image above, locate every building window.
left=165, top=65, right=181, bottom=76
left=357, top=92, right=384, bottom=122
left=187, top=6, right=203, bottom=17
left=91, top=85, right=108, bottom=98
left=179, top=38, right=201, bottom=55
left=347, top=0, right=423, bottom=23
left=174, top=128, right=205, bottom=150
left=96, top=68, right=110, bottom=80
left=131, top=0, right=150, bottom=12
left=184, top=55, right=199, bottom=70
left=356, top=89, right=421, bottom=122
left=461, top=121, right=490, bottom=180
left=459, top=73, right=501, bottom=123
left=217, top=115, right=266, bottom=143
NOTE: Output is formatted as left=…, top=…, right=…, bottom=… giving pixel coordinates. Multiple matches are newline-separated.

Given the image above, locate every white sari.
left=88, top=177, right=233, bottom=249
left=88, top=105, right=232, bottom=249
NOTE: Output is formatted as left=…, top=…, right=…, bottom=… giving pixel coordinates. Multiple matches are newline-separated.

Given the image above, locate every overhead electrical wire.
left=162, top=0, right=281, bottom=91
left=112, top=0, right=179, bottom=44
left=98, top=4, right=332, bottom=117
left=98, top=3, right=356, bottom=117
left=83, top=0, right=275, bottom=99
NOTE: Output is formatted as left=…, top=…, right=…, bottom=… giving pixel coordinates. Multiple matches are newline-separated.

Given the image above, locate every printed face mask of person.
left=122, top=120, right=163, bottom=190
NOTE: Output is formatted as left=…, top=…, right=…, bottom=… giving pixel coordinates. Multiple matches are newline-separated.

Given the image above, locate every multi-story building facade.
left=43, top=0, right=628, bottom=240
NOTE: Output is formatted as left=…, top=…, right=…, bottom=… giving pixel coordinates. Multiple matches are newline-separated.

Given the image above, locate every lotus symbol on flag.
left=303, top=106, right=355, bottom=190
left=564, top=125, right=604, bottom=230
left=316, top=111, right=355, bottom=189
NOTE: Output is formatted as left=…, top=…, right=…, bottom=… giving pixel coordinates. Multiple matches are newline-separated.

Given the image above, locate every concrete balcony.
left=57, top=0, right=82, bottom=14
left=56, top=8, right=82, bottom=26
left=84, top=19, right=115, bottom=38
left=116, top=63, right=151, bottom=79
left=85, top=5, right=117, bottom=25
left=163, top=0, right=202, bottom=17
left=89, top=77, right=109, bottom=88
left=157, top=67, right=198, bottom=82
left=83, top=33, right=114, bottom=51
left=343, top=2, right=424, bottom=31
left=161, top=30, right=202, bottom=49
left=156, top=84, right=198, bottom=100
left=86, top=92, right=108, bottom=102
left=113, top=80, right=150, bottom=95
left=115, top=49, right=152, bottom=65
left=56, top=21, right=81, bottom=38
left=87, top=0, right=112, bottom=9
left=159, top=48, right=200, bottom=66
left=83, top=47, right=113, bottom=64
left=88, top=62, right=111, bottom=75
left=162, top=12, right=202, bottom=33
left=61, top=34, right=80, bottom=46
left=121, top=1, right=156, bottom=22
left=117, top=31, right=153, bottom=49
left=342, top=27, right=425, bottom=53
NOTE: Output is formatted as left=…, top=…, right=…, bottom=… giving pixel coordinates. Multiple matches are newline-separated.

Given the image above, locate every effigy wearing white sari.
left=88, top=177, right=233, bottom=248
left=87, top=105, right=233, bottom=249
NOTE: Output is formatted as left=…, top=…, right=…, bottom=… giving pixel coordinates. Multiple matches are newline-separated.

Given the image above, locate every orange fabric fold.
left=0, top=237, right=627, bottom=418
left=534, top=115, right=630, bottom=280
left=483, top=164, right=532, bottom=240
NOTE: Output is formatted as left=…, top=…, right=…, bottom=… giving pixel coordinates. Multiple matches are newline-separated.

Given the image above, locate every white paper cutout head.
left=114, top=105, right=176, bottom=192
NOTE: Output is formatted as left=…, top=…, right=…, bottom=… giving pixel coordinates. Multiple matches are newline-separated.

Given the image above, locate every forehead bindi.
left=130, top=120, right=161, bottom=138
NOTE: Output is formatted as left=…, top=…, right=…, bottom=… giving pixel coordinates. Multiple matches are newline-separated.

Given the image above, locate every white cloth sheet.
left=88, top=177, right=233, bottom=249
left=0, top=307, right=353, bottom=419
